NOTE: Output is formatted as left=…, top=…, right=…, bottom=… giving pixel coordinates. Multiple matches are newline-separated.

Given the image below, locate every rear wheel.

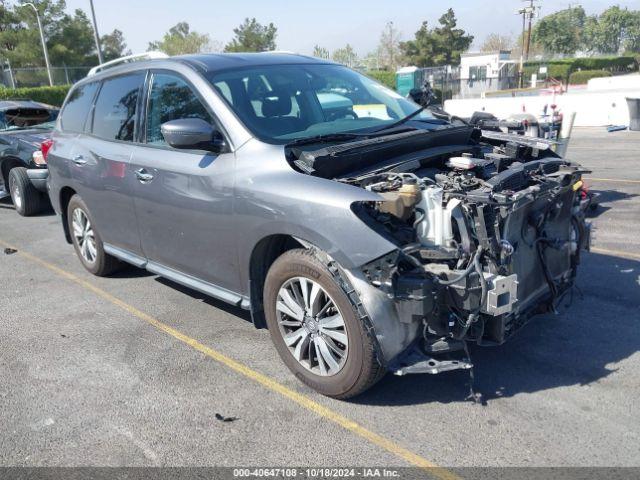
left=8, top=167, right=45, bottom=216
left=67, top=194, right=120, bottom=276
left=264, top=249, right=384, bottom=399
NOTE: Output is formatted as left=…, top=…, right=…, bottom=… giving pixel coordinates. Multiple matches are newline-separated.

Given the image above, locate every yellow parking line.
left=0, top=239, right=459, bottom=480
left=586, top=177, right=640, bottom=185
left=590, top=247, right=640, bottom=261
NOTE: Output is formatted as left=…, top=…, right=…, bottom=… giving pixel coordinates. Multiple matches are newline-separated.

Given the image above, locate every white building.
left=459, top=51, right=518, bottom=98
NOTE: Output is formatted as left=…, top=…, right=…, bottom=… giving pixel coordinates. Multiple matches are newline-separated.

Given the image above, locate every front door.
left=130, top=71, right=239, bottom=293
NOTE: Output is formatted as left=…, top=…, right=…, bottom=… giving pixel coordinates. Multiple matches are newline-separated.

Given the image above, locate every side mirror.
left=160, top=118, right=227, bottom=153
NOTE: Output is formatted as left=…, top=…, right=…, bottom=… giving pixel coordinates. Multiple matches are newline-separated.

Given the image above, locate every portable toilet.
left=396, top=66, right=421, bottom=97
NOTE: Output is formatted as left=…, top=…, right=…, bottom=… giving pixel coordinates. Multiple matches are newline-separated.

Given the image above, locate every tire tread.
left=9, top=167, right=44, bottom=216
left=265, top=248, right=385, bottom=399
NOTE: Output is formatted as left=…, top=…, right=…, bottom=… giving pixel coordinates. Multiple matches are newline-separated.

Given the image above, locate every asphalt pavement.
left=0, top=127, right=639, bottom=472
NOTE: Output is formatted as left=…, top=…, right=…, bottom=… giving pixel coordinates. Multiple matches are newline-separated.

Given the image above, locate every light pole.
left=88, top=0, right=104, bottom=64
left=20, top=2, right=53, bottom=86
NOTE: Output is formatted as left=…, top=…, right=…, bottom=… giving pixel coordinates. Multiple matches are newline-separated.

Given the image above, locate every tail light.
left=41, top=138, right=54, bottom=162
left=33, top=138, right=53, bottom=166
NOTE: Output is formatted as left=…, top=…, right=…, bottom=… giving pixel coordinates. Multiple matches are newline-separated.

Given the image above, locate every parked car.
left=47, top=53, right=591, bottom=399
left=0, top=100, right=58, bottom=216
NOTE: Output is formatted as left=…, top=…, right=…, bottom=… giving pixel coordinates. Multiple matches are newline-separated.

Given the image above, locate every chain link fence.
left=0, top=65, right=92, bottom=88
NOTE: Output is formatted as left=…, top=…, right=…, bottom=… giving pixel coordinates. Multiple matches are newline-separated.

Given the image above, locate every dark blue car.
left=0, top=100, right=58, bottom=216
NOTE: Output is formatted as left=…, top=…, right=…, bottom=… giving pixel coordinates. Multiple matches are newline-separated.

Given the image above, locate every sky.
left=63, top=0, right=640, bottom=57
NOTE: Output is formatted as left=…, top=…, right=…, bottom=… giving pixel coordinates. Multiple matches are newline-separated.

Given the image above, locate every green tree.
left=400, top=9, right=472, bottom=67
left=626, top=11, right=640, bottom=52
left=224, top=18, right=277, bottom=52
left=531, top=6, right=586, bottom=55
left=583, top=6, right=640, bottom=54
left=0, top=0, right=68, bottom=68
left=102, top=29, right=131, bottom=62
left=47, top=9, right=96, bottom=66
left=312, top=45, right=329, bottom=59
left=332, top=44, right=357, bottom=67
left=148, top=22, right=210, bottom=55
left=0, top=0, right=131, bottom=70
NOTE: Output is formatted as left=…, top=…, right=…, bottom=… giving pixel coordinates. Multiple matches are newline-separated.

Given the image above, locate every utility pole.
left=523, top=0, right=539, bottom=62
left=89, top=0, right=104, bottom=64
left=516, top=0, right=540, bottom=87
left=20, top=3, right=53, bottom=86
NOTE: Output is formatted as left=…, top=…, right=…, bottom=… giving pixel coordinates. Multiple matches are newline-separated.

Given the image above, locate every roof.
left=175, top=52, right=333, bottom=73
left=0, top=100, right=58, bottom=111
left=72, top=52, right=336, bottom=88
left=461, top=50, right=512, bottom=58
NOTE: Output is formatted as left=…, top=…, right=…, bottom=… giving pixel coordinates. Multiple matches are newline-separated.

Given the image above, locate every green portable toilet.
left=396, top=66, right=420, bottom=96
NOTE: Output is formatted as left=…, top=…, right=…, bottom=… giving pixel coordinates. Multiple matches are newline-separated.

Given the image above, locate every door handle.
left=72, top=155, right=87, bottom=165
left=135, top=168, right=154, bottom=183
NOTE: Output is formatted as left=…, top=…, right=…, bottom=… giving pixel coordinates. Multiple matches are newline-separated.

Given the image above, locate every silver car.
left=47, top=53, right=590, bottom=399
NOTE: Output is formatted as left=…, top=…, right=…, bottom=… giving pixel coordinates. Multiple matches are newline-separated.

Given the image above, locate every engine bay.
left=288, top=127, right=591, bottom=367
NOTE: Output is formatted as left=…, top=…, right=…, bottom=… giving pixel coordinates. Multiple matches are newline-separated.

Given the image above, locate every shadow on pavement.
left=155, top=276, right=253, bottom=323
left=0, top=196, right=55, bottom=216
left=98, top=249, right=639, bottom=406
left=354, top=251, right=640, bottom=406
left=586, top=189, right=638, bottom=218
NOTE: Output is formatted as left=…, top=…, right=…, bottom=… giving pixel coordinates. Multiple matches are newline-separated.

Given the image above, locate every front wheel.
left=67, top=194, right=121, bottom=276
left=8, top=167, right=45, bottom=216
left=264, top=249, right=384, bottom=399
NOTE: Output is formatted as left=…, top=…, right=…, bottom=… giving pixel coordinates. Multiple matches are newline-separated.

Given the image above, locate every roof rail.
left=87, top=51, right=169, bottom=77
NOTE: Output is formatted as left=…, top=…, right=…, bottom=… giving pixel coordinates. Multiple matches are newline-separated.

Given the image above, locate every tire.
left=67, top=194, right=121, bottom=276
left=8, top=167, right=44, bottom=216
left=264, top=249, right=384, bottom=399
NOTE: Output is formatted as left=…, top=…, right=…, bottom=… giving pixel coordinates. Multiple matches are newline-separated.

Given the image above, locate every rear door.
left=71, top=72, right=145, bottom=257
left=34, top=82, right=98, bottom=206
left=130, top=70, right=239, bottom=292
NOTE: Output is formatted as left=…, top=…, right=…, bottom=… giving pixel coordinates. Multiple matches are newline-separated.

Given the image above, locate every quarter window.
left=92, top=73, right=144, bottom=142
left=60, top=82, right=99, bottom=132
left=146, top=73, right=213, bottom=146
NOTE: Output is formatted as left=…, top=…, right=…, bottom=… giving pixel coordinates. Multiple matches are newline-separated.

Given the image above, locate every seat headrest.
left=261, top=90, right=292, bottom=118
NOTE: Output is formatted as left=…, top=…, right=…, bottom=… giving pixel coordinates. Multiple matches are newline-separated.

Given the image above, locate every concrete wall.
left=445, top=89, right=640, bottom=127
left=588, top=74, right=640, bottom=92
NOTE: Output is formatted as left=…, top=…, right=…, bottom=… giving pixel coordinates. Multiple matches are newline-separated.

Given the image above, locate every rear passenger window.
left=92, top=73, right=144, bottom=142
left=60, top=82, right=99, bottom=132
left=146, top=73, right=213, bottom=145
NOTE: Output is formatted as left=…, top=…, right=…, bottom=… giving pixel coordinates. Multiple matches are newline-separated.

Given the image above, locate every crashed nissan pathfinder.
left=47, top=53, right=591, bottom=399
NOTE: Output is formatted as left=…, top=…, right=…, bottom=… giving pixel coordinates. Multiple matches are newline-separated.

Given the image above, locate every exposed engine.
left=350, top=151, right=589, bottom=347
left=288, top=126, right=591, bottom=374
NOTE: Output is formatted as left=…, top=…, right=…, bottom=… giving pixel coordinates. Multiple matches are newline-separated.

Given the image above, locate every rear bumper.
left=26, top=168, right=49, bottom=193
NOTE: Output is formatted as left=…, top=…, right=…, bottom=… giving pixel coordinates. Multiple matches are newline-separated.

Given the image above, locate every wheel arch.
left=247, top=234, right=305, bottom=329
left=59, top=186, right=77, bottom=244
left=0, top=156, right=25, bottom=188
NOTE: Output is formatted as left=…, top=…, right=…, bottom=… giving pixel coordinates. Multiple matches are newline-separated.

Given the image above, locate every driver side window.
left=146, top=73, right=213, bottom=146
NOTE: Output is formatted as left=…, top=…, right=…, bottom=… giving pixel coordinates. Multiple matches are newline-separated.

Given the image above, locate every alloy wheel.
left=276, top=277, right=348, bottom=376
left=72, top=208, right=97, bottom=264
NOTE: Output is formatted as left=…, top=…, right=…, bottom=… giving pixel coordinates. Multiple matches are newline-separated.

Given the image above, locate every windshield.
left=206, top=64, right=436, bottom=144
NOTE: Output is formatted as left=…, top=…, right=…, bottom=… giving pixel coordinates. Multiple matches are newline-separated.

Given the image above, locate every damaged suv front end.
left=287, top=124, right=590, bottom=377
left=202, top=58, right=592, bottom=395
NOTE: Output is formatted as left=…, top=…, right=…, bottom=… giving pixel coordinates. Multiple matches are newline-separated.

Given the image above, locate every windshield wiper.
left=370, top=107, right=425, bottom=133
left=287, top=132, right=366, bottom=147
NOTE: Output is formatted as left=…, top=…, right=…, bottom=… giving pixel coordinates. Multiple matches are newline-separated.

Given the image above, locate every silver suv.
left=48, top=53, right=590, bottom=399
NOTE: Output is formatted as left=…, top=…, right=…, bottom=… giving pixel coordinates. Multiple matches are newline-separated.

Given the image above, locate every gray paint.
left=47, top=54, right=410, bottom=364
